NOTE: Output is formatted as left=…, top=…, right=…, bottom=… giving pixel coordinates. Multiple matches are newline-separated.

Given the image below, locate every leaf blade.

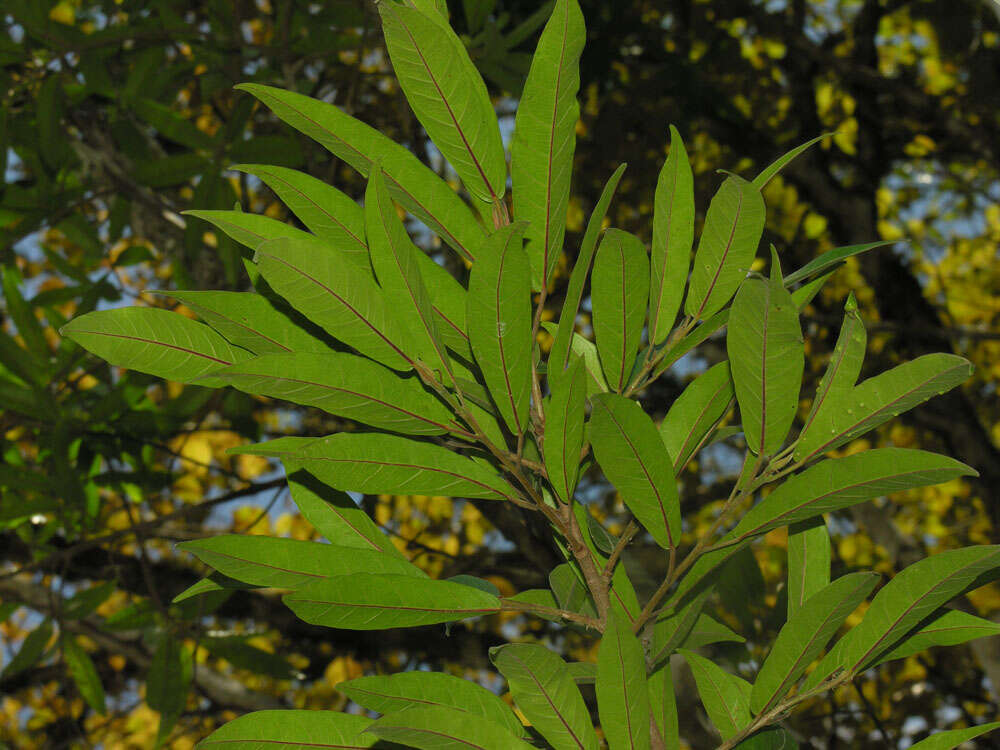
left=596, top=610, right=651, bottom=750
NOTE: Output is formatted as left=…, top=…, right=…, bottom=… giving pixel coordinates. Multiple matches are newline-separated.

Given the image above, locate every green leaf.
left=905, top=722, right=1000, bottom=750
left=592, top=229, right=649, bottom=392
left=231, top=164, right=367, bottom=255
left=733, top=727, right=800, bottom=749
left=236, top=83, right=485, bottom=262
left=63, top=581, right=117, bottom=621
left=512, top=0, right=585, bottom=288
left=1, top=619, right=52, bottom=679
left=285, top=574, right=500, bottom=629
left=549, top=563, right=598, bottom=618
left=183, top=209, right=327, bottom=257
left=490, top=643, right=599, bottom=749
left=202, top=636, right=298, bottom=680
left=544, top=325, right=611, bottom=396
left=545, top=357, right=587, bottom=502
left=590, top=394, right=680, bottom=550
left=147, top=635, right=192, bottom=740
left=678, top=614, right=746, bottom=650
left=133, top=98, right=216, bottom=151
left=838, top=546, right=1000, bottom=674
left=750, top=572, right=879, bottom=714
left=253, top=237, right=413, bottom=371
left=650, top=590, right=710, bottom=666
left=794, top=353, right=972, bottom=463
left=286, top=467, right=403, bottom=558
left=467, top=223, right=533, bottom=434
left=597, top=610, right=651, bottom=750
left=63, top=636, right=106, bottom=714
left=366, top=168, right=452, bottom=376
left=727, top=258, right=803, bottom=455
left=367, top=705, right=534, bottom=749
left=246, top=433, right=517, bottom=501
left=783, top=241, right=895, bottom=287
left=679, top=649, right=751, bottom=740
left=340, top=671, right=525, bottom=738
left=61, top=308, right=251, bottom=385
left=648, top=126, right=695, bottom=346
left=378, top=3, right=506, bottom=205
left=684, top=175, right=765, bottom=320
left=659, top=361, right=734, bottom=474
left=416, top=252, right=472, bottom=359
left=752, top=134, right=830, bottom=189
left=178, top=535, right=423, bottom=589
left=648, top=663, right=680, bottom=750
left=870, top=608, right=1000, bottom=668
left=211, top=352, right=458, bottom=435
left=2, top=266, right=49, bottom=361
left=797, top=294, right=865, bottom=448
left=156, top=290, right=328, bottom=354
left=134, top=152, right=209, bottom=187
left=549, top=164, right=627, bottom=385
left=786, top=517, right=831, bottom=619
left=730, top=448, right=977, bottom=540
left=198, top=710, right=380, bottom=748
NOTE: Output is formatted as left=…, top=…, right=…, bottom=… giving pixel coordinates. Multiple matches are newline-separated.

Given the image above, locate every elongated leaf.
left=237, top=84, right=485, bottom=262
left=727, top=259, right=803, bottom=455
left=839, top=546, right=1000, bottom=673
left=231, top=164, right=367, bottom=255
left=679, top=649, right=751, bottom=740
left=798, top=293, right=865, bottom=444
left=468, top=223, right=533, bottom=434
left=794, top=353, right=972, bottom=463
left=659, top=361, right=734, bottom=474
left=63, top=636, right=106, bottom=714
left=592, top=229, right=649, bottom=392
left=367, top=705, right=534, bottom=749
left=147, top=635, right=192, bottom=735
left=542, top=323, right=611, bottom=396
left=240, top=433, right=517, bottom=501
left=286, top=467, right=403, bottom=558
left=3, top=266, right=48, bottom=360
left=784, top=241, right=894, bottom=286
left=786, top=517, right=831, bottom=619
left=731, top=448, right=976, bottom=540
left=285, top=574, right=500, bottom=629
left=1, top=619, right=52, bottom=679
left=597, top=610, right=651, bottom=750
left=211, top=352, right=458, bottom=435
left=366, top=168, right=452, bottom=376
left=178, top=535, right=422, bottom=589
left=416, top=252, right=472, bottom=358
left=678, top=614, right=746, bottom=650
left=550, top=563, right=598, bottom=618
left=650, top=590, right=710, bottom=666
left=202, top=636, right=297, bottom=680
left=254, top=237, right=412, bottom=371
left=158, top=290, right=327, bottom=355
left=590, top=394, right=680, bottom=550
left=750, top=572, right=879, bottom=714
left=61, top=308, right=251, bottom=385
left=802, top=546, right=1000, bottom=692
left=544, top=357, right=587, bottom=502
left=733, top=728, right=800, bottom=749
left=648, top=663, right=680, bottom=750
left=340, top=672, right=525, bottom=738
left=198, top=710, right=380, bottom=749
left=549, top=164, right=626, bottom=385
left=378, top=3, right=506, bottom=204
left=648, top=126, right=695, bottom=345
left=870, top=608, right=1000, bottom=668
left=905, top=722, right=1000, bottom=750
left=512, top=0, right=585, bottom=288
left=184, top=209, right=328, bottom=257
left=752, top=134, right=830, bottom=189
left=684, top=175, right=765, bottom=320
left=491, top=643, right=599, bottom=750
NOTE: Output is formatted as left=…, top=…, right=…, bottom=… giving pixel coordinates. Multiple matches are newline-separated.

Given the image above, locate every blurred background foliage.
left=1, top=0, right=999, bottom=747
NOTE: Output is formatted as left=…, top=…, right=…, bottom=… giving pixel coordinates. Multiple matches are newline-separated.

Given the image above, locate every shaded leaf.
left=870, top=608, right=1000, bottom=668
left=591, top=229, right=649, bottom=392
left=285, top=574, right=500, bottom=629
left=491, top=643, right=599, bottom=749
left=684, top=175, right=765, bottom=320
left=648, top=125, right=694, bottom=346
left=512, top=0, right=585, bottom=288
left=596, top=610, right=651, bottom=750
left=679, top=649, right=751, bottom=740
left=544, top=356, right=587, bottom=502
left=367, top=705, right=534, bottom=749
left=590, top=394, right=680, bottom=550
left=659, top=361, right=734, bottom=474
left=63, top=636, right=105, bottom=714
left=467, top=223, right=533, bottom=434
